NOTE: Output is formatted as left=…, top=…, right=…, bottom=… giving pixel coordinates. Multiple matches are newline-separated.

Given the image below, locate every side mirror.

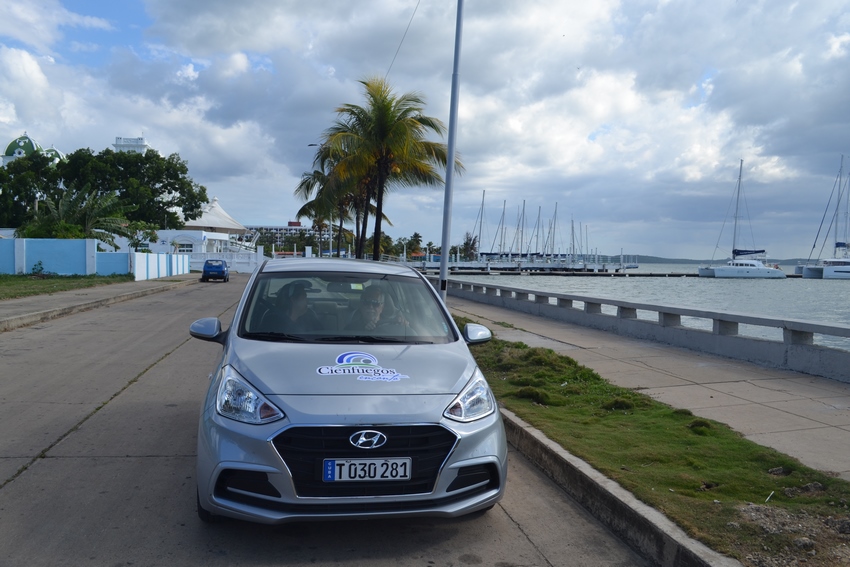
left=463, top=323, right=492, bottom=345
left=190, top=317, right=228, bottom=345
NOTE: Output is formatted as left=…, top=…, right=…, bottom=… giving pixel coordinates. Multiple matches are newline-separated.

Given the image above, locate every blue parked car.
left=201, top=259, right=229, bottom=282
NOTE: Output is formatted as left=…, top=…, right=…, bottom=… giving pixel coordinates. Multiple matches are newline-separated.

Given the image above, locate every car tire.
left=197, top=491, right=223, bottom=523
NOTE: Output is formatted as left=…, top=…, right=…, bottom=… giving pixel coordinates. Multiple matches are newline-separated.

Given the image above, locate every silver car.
left=190, top=258, right=507, bottom=524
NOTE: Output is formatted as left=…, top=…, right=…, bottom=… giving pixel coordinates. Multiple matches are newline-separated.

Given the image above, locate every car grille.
left=271, top=425, right=458, bottom=497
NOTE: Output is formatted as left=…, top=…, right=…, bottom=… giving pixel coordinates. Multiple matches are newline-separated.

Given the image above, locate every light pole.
left=438, top=0, right=464, bottom=302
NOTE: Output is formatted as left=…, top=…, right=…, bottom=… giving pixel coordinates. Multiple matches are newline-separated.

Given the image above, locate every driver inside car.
left=346, top=285, right=408, bottom=331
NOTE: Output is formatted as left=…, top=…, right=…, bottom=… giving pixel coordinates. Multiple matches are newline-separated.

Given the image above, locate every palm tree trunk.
left=353, top=206, right=362, bottom=257
left=371, top=170, right=388, bottom=261
left=358, top=183, right=375, bottom=259
left=336, top=205, right=345, bottom=257
left=359, top=211, right=369, bottom=259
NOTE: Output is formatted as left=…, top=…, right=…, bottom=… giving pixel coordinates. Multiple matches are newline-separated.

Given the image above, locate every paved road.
left=0, top=274, right=647, bottom=566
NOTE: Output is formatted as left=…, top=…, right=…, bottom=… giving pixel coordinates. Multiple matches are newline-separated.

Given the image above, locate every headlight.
left=444, top=368, right=496, bottom=422
left=216, top=367, right=284, bottom=424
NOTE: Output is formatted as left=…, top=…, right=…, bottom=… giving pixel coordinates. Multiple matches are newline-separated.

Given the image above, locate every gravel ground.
left=734, top=503, right=850, bottom=566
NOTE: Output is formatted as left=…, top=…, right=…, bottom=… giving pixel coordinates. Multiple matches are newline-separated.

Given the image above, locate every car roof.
left=260, top=258, right=420, bottom=277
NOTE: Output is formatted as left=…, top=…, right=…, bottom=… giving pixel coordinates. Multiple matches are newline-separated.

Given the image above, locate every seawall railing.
left=435, top=277, right=850, bottom=384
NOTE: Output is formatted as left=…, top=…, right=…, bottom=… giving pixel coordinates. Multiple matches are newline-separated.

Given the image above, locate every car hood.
left=227, top=338, right=478, bottom=396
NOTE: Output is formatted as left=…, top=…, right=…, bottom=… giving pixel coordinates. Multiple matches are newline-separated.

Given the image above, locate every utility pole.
left=438, top=0, right=464, bottom=302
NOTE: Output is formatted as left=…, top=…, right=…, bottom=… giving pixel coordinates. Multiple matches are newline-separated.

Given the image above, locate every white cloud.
left=217, top=53, right=250, bottom=79
left=826, top=32, right=850, bottom=59
left=176, top=63, right=199, bottom=83
left=0, top=1, right=112, bottom=54
left=3, top=0, right=850, bottom=258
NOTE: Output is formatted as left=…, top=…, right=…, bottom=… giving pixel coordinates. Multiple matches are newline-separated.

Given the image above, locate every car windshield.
left=206, top=261, right=224, bottom=267
left=238, top=271, right=456, bottom=344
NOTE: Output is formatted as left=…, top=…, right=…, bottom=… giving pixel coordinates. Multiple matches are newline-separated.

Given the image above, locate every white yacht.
left=799, top=156, right=850, bottom=279
left=711, top=257, right=785, bottom=279
left=800, top=257, right=850, bottom=279
left=699, top=160, right=786, bottom=279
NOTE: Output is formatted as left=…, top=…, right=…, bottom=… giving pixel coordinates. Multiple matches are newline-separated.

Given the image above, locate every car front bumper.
left=196, top=404, right=508, bottom=524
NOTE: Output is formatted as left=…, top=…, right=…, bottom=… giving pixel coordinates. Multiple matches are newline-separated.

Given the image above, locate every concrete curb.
left=501, top=408, right=742, bottom=567
left=0, top=279, right=196, bottom=332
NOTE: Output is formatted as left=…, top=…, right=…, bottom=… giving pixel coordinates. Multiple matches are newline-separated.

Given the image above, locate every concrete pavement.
left=0, top=273, right=201, bottom=331
left=13, top=275, right=850, bottom=564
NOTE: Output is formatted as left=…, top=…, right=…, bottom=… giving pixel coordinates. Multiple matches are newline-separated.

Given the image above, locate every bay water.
left=452, top=263, right=850, bottom=350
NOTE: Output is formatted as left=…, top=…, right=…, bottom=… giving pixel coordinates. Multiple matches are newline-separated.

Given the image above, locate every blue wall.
left=97, top=252, right=130, bottom=276
left=0, top=239, right=187, bottom=278
left=26, top=239, right=88, bottom=274
left=0, top=239, right=13, bottom=274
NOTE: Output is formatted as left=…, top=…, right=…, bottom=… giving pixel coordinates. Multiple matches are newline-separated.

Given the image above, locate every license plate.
left=323, top=458, right=412, bottom=482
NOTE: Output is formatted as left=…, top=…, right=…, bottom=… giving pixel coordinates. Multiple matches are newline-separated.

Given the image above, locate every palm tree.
left=297, top=142, right=393, bottom=258
left=15, top=184, right=134, bottom=250
left=296, top=158, right=364, bottom=257
left=323, top=77, right=462, bottom=260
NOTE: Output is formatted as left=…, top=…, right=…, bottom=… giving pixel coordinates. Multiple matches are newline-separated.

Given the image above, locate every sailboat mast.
left=570, top=218, right=575, bottom=265
left=491, top=200, right=505, bottom=254
left=499, top=200, right=506, bottom=254
left=519, top=200, right=526, bottom=258
left=844, top=156, right=850, bottom=257
left=478, top=190, right=485, bottom=260
left=732, top=159, right=743, bottom=259
left=837, top=156, right=846, bottom=258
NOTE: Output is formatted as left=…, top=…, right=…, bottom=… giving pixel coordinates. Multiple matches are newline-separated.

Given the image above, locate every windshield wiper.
left=315, top=335, right=412, bottom=344
left=352, top=336, right=412, bottom=344
left=242, top=331, right=308, bottom=342
left=313, top=335, right=356, bottom=343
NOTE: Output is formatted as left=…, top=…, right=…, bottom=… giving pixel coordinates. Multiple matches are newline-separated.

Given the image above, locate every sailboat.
left=698, top=160, right=786, bottom=279
left=798, top=156, right=850, bottom=279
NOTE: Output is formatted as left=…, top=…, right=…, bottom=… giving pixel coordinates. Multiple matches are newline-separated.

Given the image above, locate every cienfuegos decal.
left=317, top=351, right=410, bottom=382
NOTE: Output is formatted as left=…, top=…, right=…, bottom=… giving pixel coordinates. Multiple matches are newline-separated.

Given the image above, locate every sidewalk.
left=446, top=295, right=850, bottom=482
left=0, top=273, right=200, bottom=332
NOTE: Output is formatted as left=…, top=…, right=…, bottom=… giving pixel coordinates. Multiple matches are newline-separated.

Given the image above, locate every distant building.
left=113, top=197, right=254, bottom=254
left=2, top=132, right=66, bottom=167
left=2, top=133, right=155, bottom=169
left=244, top=221, right=330, bottom=247
left=112, top=136, right=156, bottom=155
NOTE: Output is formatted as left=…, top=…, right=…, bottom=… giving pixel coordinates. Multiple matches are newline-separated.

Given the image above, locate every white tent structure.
left=184, top=197, right=248, bottom=235
left=112, top=196, right=258, bottom=261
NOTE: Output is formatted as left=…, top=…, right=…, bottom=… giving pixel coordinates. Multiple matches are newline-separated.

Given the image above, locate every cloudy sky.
left=2, top=0, right=850, bottom=260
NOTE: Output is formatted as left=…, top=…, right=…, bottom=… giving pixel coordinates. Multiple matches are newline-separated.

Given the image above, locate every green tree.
left=58, top=148, right=208, bottom=228
left=126, top=221, right=159, bottom=251
left=2, top=147, right=208, bottom=230
left=296, top=144, right=391, bottom=258
left=408, top=232, right=423, bottom=255
left=0, top=152, right=63, bottom=227
left=15, top=185, right=134, bottom=250
left=461, top=231, right=479, bottom=260
left=253, top=232, right=278, bottom=257
left=321, top=77, right=461, bottom=260
left=364, top=232, right=395, bottom=258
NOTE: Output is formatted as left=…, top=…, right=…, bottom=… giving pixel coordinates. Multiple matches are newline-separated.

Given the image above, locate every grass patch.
left=0, top=273, right=135, bottom=300
left=456, top=315, right=850, bottom=565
